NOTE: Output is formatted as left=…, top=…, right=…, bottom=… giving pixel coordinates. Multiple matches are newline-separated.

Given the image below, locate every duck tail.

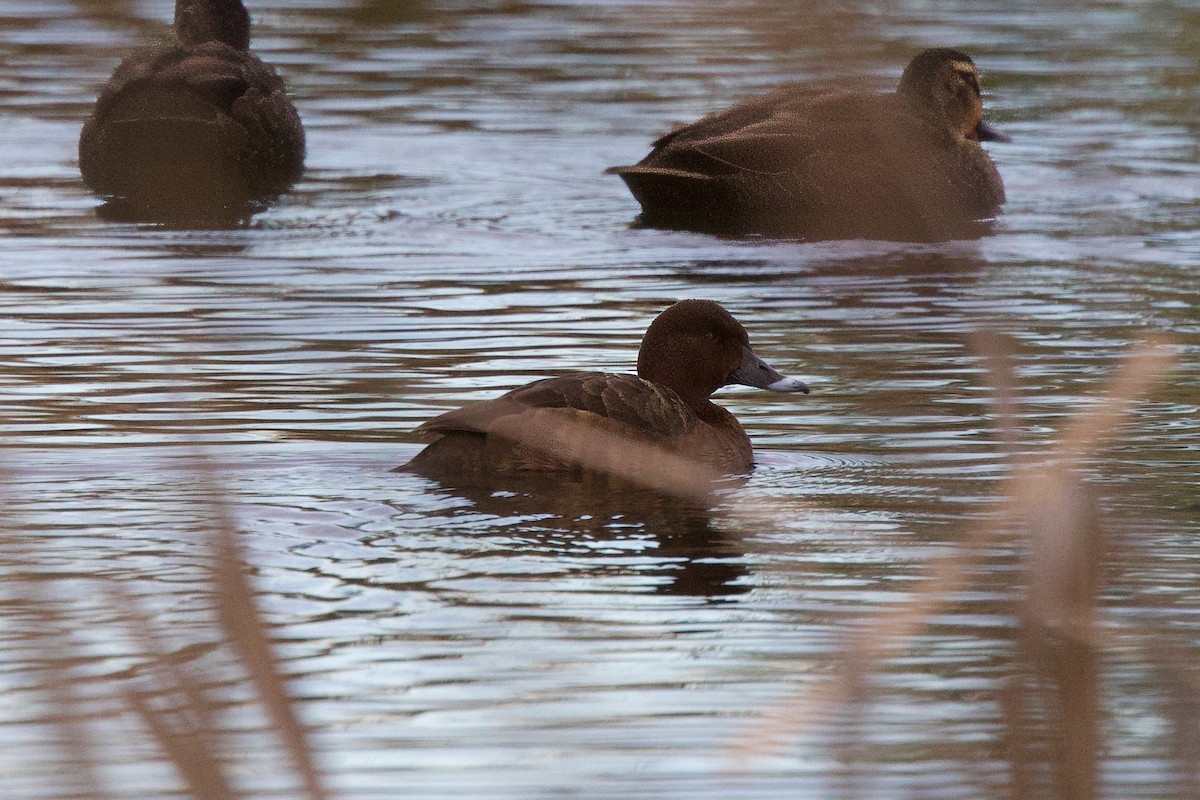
left=606, top=165, right=741, bottom=231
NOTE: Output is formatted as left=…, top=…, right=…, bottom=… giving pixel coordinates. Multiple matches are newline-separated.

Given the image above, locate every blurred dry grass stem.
left=2, top=334, right=1190, bottom=799
left=416, top=333, right=1186, bottom=798
left=726, top=335, right=1179, bottom=797
left=2, top=457, right=330, bottom=800
left=196, top=455, right=330, bottom=800
left=483, top=414, right=727, bottom=500
left=3, top=529, right=116, bottom=800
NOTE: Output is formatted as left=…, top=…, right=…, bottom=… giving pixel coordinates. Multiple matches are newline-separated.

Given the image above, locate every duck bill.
left=729, top=346, right=809, bottom=393
left=976, top=120, right=1011, bottom=143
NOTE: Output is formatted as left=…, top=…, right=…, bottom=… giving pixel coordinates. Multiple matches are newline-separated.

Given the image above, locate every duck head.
left=175, top=0, right=251, bottom=50
left=636, top=300, right=809, bottom=411
left=898, top=48, right=1010, bottom=143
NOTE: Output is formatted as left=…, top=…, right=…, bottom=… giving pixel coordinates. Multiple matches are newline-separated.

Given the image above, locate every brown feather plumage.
left=403, top=301, right=809, bottom=481
left=78, top=0, right=304, bottom=222
left=608, top=48, right=1007, bottom=241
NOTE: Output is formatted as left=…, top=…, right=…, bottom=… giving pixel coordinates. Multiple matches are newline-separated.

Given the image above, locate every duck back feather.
left=79, top=1, right=304, bottom=222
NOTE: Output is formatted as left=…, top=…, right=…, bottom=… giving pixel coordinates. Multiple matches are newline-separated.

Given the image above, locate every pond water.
left=1, top=0, right=1198, bottom=798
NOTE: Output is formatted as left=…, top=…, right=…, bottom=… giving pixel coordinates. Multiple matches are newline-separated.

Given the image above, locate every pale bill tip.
left=768, top=376, right=810, bottom=394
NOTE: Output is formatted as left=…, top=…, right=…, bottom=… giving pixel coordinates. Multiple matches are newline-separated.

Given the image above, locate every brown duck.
left=78, top=0, right=305, bottom=222
left=608, top=48, right=1008, bottom=241
left=403, top=300, right=809, bottom=479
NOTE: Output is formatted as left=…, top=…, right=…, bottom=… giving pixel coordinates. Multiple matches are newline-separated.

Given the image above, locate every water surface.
left=0, top=1, right=1198, bottom=798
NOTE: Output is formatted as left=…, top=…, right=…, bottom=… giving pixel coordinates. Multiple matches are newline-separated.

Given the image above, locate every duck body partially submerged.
left=403, top=300, right=809, bottom=479
left=609, top=48, right=1007, bottom=241
left=79, top=0, right=304, bottom=222
left=407, top=372, right=752, bottom=476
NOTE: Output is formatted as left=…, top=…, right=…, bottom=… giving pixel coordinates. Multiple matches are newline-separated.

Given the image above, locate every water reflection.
left=411, top=471, right=751, bottom=599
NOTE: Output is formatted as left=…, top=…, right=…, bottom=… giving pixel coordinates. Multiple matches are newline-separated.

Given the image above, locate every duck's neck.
left=175, top=0, right=251, bottom=50
left=690, top=397, right=735, bottom=426
left=644, top=375, right=729, bottom=428
left=640, top=360, right=720, bottom=418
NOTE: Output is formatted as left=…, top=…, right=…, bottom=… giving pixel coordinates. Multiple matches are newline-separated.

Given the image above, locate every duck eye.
left=704, top=331, right=716, bottom=340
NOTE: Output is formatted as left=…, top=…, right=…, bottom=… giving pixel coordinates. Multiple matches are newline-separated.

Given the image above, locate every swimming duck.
left=78, top=0, right=305, bottom=222
left=403, top=300, right=809, bottom=479
left=607, top=48, right=1008, bottom=241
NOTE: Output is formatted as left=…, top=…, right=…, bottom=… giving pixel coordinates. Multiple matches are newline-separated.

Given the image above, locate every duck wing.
left=416, top=373, right=698, bottom=442
left=609, top=87, right=986, bottom=238
left=646, top=83, right=823, bottom=149
left=625, top=90, right=911, bottom=179
left=607, top=90, right=863, bottom=231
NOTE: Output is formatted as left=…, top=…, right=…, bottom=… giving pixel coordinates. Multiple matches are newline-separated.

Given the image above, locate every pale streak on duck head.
left=175, top=0, right=251, bottom=50
left=898, top=48, right=1009, bottom=144
left=950, top=60, right=983, bottom=139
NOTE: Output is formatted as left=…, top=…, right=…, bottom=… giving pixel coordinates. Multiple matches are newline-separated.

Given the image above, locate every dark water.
left=1, top=1, right=1198, bottom=798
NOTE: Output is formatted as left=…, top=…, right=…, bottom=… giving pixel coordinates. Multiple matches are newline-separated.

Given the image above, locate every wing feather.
left=416, top=373, right=697, bottom=442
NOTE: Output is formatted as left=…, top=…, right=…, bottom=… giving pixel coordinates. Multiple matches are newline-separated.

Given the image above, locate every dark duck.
left=403, top=300, right=809, bottom=480
left=78, top=0, right=305, bottom=223
left=608, top=48, right=1009, bottom=242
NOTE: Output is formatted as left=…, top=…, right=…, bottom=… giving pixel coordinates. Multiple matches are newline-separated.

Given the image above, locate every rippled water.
left=1, top=0, right=1198, bottom=798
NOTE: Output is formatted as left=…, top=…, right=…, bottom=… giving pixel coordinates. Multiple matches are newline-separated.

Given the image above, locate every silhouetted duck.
left=79, top=0, right=305, bottom=222
left=403, top=300, right=809, bottom=479
left=608, top=48, right=1008, bottom=241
